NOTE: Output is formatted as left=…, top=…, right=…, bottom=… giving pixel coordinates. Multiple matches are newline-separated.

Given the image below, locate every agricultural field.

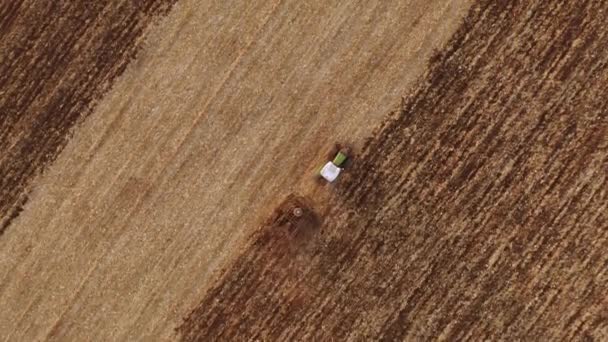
left=0, top=0, right=472, bottom=341
left=0, top=1, right=177, bottom=233
left=180, top=1, right=608, bottom=341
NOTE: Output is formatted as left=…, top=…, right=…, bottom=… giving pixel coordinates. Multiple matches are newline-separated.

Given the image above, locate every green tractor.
left=318, top=146, right=350, bottom=182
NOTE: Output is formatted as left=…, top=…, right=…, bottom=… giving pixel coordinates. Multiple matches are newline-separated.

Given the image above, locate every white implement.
left=319, top=161, right=342, bottom=182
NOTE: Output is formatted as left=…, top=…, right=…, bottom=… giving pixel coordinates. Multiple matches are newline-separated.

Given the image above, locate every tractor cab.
left=319, top=148, right=350, bottom=182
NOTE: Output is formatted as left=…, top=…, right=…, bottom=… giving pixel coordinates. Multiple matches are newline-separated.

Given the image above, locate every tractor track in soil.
left=180, top=1, right=608, bottom=340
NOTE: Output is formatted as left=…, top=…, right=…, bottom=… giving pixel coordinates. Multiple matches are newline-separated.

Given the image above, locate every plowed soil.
left=0, top=0, right=471, bottom=341
left=179, top=1, right=608, bottom=341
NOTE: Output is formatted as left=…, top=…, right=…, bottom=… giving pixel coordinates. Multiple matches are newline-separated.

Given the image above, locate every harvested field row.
left=179, top=1, right=608, bottom=340
left=0, top=0, right=176, bottom=233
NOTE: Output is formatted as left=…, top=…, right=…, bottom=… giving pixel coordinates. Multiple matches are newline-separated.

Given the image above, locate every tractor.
left=318, top=145, right=351, bottom=182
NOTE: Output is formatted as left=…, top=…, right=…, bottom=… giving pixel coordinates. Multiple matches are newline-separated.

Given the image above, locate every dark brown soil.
left=0, top=0, right=177, bottom=234
left=179, top=1, right=608, bottom=340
